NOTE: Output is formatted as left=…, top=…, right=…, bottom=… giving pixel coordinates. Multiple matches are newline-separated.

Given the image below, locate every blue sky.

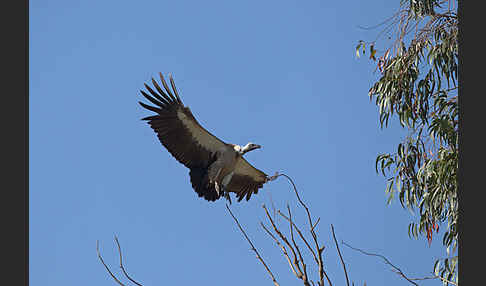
left=30, top=0, right=446, bottom=285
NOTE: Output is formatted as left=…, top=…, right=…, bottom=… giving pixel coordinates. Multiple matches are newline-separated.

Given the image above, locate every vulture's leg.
left=214, top=182, right=221, bottom=196
left=212, top=168, right=223, bottom=197
left=209, top=161, right=227, bottom=198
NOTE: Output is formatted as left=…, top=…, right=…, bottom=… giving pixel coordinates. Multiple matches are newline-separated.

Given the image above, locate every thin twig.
left=404, top=274, right=437, bottom=281
left=226, top=204, right=280, bottom=286
left=395, top=272, right=457, bottom=285
left=277, top=174, right=332, bottom=286
left=278, top=210, right=318, bottom=265
left=357, top=10, right=404, bottom=30
left=268, top=191, right=277, bottom=222
left=114, top=237, right=143, bottom=286
left=97, top=240, right=127, bottom=286
left=263, top=205, right=305, bottom=280
left=331, top=225, right=350, bottom=286
left=278, top=174, right=312, bottom=227
left=311, top=218, right=321, bottom=232
left=261, top=222, right=298, bottom=277
left=436, top=276, right=458, bottom=286
left=342, top=241, right=419, bottom=286
left=287, top=205, right=310, bottom=286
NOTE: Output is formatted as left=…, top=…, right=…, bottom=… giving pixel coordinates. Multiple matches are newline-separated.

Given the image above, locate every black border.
left=457, top=0, right=463, bottom=283
left=458, top=0, right=480, bottom=285
left=4, top=0, right=28, bottom=285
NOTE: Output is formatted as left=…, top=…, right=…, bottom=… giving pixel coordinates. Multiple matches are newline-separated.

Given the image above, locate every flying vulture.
left=139, top=73, right=277, bottom=203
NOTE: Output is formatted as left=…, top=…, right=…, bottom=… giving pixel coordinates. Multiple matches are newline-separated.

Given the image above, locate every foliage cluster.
left=356, top=0, right=458, bottom=284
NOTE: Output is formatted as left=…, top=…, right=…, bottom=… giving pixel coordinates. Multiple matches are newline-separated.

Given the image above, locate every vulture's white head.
left=239, top=142, right=261, bottom=155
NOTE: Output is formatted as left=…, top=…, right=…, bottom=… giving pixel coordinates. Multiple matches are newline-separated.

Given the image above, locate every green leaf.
left=433, top=259, right=441, bottom=275
left=356, top=41, right=364, bottom=58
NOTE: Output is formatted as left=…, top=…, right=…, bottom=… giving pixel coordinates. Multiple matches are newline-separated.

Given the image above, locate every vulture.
left=139, top=73, right=277, bottom=203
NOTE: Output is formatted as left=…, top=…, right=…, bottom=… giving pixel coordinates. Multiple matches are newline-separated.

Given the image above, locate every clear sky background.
left=30, top=0, right=446, bottom=285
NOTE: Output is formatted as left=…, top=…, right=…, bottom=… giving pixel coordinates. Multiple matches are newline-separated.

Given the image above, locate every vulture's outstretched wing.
left=226, top=157, right=268, bottom=202
left=139, top=73, right=227, bottom=169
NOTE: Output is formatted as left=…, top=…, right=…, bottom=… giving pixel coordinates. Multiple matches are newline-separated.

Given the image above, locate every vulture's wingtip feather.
left=169, top=74, right=183, bottom=104
left=139, top=101, right=161, bottom=114
left=159, top=72, right=177, bottom=102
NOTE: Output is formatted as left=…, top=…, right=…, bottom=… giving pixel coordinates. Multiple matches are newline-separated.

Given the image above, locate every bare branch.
left=277, top=173, right=332, bottom=286
left=403, top=274, right=437, bottom=281
left=261, top=222, right=299, bottom=277
left=277, top=174, right=313, bottom=228
left=226, top=204, right=280, bottom=286
left=331, top=225, right=350, bottom=286
left=230, top=174, right=342, bottom=286
left=278, top=210, right=318, bottom=265
left=96, top=240, right=128, bottom=286
left=287, top=205, right=310, bottom=286
left=97, top=238, right=144, bottom=286
left=436, top=276, right=458, bottom=286
left=263, top=205, right=305, bottom=281
left=342, top=241, right=419, bottom=286
left=357, top=9, right=405, bottom=30
left=392, top=271, right=458, bottom=285
left=311, top=218, right=321, bottom=232
left=268, top=191, right=278, bottom=222
left=114, top=237, right=143, bottom=286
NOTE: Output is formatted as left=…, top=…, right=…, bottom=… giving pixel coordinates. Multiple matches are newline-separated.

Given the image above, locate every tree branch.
left=261, top=221, right=299, bottom=277
left=331, top=225, right=350, bottom=286
left=97, top=237, right=144, bottom=286
left=342, top=241, right=419, bottom=286
left=114, top=236, right=143, bottom=286
left=287, top=205, right=310, bottom=285
left=262, top=204, right=306, bottom=283
left=97, top=240, right=128, bottom=286
left=277, top=173, right=332, bottom=286
left=278, top=210, right=318, bottom=266
left=226, top=204, right=280, bottom=286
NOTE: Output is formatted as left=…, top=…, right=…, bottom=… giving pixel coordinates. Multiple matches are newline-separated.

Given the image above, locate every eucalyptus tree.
left=356, top=0, right=458, bottom=284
